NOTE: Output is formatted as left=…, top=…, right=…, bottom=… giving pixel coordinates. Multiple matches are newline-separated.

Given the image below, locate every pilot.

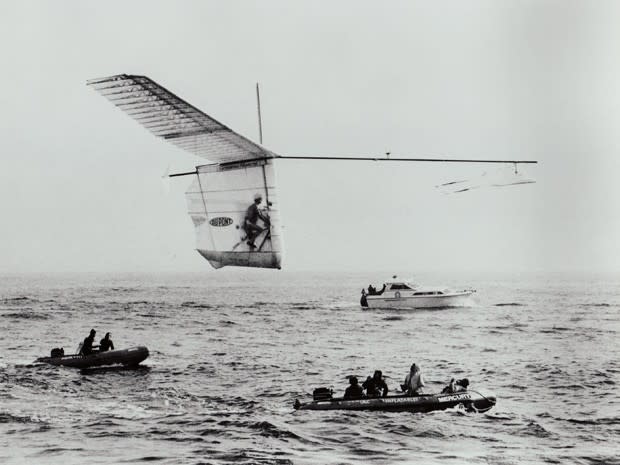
left=244, top=193, right=269, bottom=249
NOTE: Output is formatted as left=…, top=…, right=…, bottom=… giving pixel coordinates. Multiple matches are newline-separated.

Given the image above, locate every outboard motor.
left=312, top=387, right=333, bottom=401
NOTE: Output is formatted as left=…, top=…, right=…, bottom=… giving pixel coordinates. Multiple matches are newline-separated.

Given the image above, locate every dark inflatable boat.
left=294, top=389, right=496, bottom=413
left=35, top=346, right=149, bottom=369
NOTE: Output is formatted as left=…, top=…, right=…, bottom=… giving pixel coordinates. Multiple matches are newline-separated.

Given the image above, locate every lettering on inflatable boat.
left=335, top=399, right=372, bottom=406
left=437, top=393, right=472, bottom=402
left=334, top=397, right=424, bottom=406
left=380, top=397, right=422, bottom=404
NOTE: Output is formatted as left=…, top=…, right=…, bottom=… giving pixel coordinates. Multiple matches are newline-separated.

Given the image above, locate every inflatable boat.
left=294, top=389, right=496, bottom=413
left=35, top=346, right=149, bottom=369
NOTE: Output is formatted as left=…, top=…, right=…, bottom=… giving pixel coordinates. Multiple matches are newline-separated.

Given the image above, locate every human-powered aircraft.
left=88, top=74, right=536, bottom=270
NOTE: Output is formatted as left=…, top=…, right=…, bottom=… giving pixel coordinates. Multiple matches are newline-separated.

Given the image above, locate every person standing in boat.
left=80, top=329, right=97, bottom=356
left=362, top=370, right=389, bottom=397
left=99, top=332, right=114, bottom=352
left=343, top=376, right=364, bottom=399
left=402, top=363, right=425, bottom=395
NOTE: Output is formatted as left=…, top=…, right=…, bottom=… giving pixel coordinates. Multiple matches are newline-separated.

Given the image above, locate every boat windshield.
left=389, top=283, right=413, bottom=290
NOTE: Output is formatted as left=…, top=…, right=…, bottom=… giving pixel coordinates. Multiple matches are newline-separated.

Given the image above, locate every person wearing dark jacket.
left=362, top=370, right=389, bottom=397
left=344, top=376, right=364, bottom=399
left=80, top=329, right=97, bottom=355
left=99, top=332, right=114, bottom=352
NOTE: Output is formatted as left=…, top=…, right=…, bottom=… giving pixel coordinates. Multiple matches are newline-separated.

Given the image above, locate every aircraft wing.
left=87, top=74, right=277, bottom=163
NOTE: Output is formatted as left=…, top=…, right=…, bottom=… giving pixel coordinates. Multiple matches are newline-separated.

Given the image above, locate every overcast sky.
left=1, top=1, right=619, bottom=273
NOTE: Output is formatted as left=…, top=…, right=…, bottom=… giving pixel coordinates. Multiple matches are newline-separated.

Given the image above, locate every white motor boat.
left=360, top=277, right=475, bottom=309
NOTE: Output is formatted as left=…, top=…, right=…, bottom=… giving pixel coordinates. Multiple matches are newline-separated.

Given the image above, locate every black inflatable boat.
left=294, top=389, right=496, bottom=413
left=35, top=346, right=149, bottom=369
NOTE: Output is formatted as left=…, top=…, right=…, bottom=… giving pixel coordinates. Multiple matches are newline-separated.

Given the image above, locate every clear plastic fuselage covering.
left=185, top=159, right=283, bottom=269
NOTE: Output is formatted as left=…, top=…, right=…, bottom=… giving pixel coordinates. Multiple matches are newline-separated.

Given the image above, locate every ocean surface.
left=1, top=271, right=618, bottom=465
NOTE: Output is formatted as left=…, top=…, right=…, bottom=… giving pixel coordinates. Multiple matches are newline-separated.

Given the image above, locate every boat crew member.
left=80, top=329, right=97, bottom=356
left=441, top=378, right=457, bottom=394
left=344, top=376, right=364, bottom=400
left=402, top=363, right=425, bottom=395
left=454, top=378, right=469, bottom=392
left=362, top=370, right=389, bottom=397
left=244, top=193, right=269, bottom=249
left=99, top=332, right=114, bottom=352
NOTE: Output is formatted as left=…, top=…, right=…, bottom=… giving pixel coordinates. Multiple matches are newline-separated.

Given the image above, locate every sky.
left=1, top=0, right=619, bottom=273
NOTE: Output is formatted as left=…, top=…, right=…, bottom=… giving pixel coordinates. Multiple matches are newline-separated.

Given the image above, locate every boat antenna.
left=256, top=82, right=263, bottom=145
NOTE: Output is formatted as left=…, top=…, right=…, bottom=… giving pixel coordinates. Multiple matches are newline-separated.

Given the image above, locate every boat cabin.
left=384, top=281, right=445, bottom=296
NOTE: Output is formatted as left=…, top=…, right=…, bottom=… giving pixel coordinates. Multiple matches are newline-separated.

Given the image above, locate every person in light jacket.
left=402, top=363, right=425, bottom=395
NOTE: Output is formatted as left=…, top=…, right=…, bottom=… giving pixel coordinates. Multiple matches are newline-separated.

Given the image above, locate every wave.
left=0, top=412, right=47, bottom=424
left=181, top=301, right=213, bottom=309
left=563, top=416, right=620, bottom=426
left=1, top=296, right=37, bottom=303
left=519, top=420, right=555, bottom=438
left=36, top=447, right=85, bottom=455
left=1, top=311, right=49, bottom=320
left=121, top=456, right=169, bottom=462
left=289, top=304, right=320, bottom=310
left=494, top=302, right=525, bottom=307
left=252, top=420, right=304, bottom=440
left=210, top=450, right=295, bottom=465
left=108, top=287, right=139, bottom=293
left=580, top=303, right=611, bottom=308
left=540, top=327, right=574, bottom=334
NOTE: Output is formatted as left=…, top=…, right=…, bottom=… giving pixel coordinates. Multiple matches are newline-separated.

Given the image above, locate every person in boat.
left=244, top=193, right=269, bottom=250
left=50, top=347, right=64, bottom=358
left=362, top=370, right=389, bottom=397
left=441, top=378, right=457, bottom=394
left=99, top=332, right=114, bottom=352
left=344, top=376, right=365, bottom=400
left=80, top=329, right=98, bottom=356
left=366, top=284, right=386, bottom=296
left=402, top=363, right=425, bottom=395
left=441, top=377, right=470, bottom=393
left=455, top=378, right=469, bottom=392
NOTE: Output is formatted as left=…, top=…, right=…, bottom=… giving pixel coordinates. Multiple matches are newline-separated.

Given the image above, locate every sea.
left=1, top=271, right=618, bottom=465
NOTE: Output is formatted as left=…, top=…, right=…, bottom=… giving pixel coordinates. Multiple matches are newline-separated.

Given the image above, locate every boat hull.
left=364, top=291, right=474, bottom=309
left=295, top=390, right=496, bottom=413
left=36, top=346, right=149, bottom=369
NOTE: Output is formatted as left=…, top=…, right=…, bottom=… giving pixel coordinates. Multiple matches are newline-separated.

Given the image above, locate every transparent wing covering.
left=87, top=74, right=277, bottom=163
